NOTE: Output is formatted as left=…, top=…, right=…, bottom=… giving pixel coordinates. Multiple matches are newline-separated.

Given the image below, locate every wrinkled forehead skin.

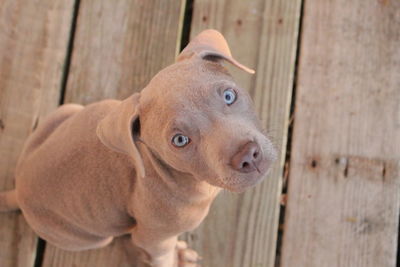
left=141, top=58, right=234, bottom=111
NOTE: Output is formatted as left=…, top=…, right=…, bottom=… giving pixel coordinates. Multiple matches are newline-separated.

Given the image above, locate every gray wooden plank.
left=0, top=0, right=76, bottom=266
left=281, top=0, right=400, bottom=266
left=64, top=0, right=186, bottom=104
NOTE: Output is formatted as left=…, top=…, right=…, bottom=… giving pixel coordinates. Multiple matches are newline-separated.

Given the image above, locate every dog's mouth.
left=211, top=161, right=273, bottom=193
left=220, top=174, right=267, bottom=193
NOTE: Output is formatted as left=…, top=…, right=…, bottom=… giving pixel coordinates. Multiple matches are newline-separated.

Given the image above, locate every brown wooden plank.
left=186, top=1, right=302, bottom=266
left=41, top=0, right=186, bottom=266
left=0, top=1, right=76, bottom=266
left=281, top=0, right=400, bottom=266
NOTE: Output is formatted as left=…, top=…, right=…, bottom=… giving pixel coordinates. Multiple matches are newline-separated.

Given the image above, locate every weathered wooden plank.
left=42, top=1, right=186, bottom=266
left=281, top=1, right=400, bottom=267
left=0, top=1, right=76, bottom=266
left=64, top=0, right=186, bottom=104
left=186, top=1, right=302, bottom=266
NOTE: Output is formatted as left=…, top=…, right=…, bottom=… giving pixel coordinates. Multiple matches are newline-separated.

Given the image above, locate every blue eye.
left=223, top=89, right=236, bottom=105
left=172, top=134, right=190, bottom=147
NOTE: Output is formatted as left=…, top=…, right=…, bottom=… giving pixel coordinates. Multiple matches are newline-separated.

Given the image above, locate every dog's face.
left=139, top=59, right=276, bottom=192
left=97, top=30, right=277, bottom=193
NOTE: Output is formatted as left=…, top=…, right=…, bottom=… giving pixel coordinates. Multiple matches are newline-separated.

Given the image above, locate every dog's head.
left=97, top=29, right=277, bottom=193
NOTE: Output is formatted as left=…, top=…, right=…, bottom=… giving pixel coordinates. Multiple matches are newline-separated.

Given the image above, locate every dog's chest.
left=154, top=194, right=212, bottom=234
left=172, top=200, right=211, bottom=232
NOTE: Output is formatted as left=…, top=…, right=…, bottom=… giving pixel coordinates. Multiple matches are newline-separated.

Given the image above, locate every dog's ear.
left=177, top=29, right=255, bottom=74
left=96, top=93, right=145, bottom=178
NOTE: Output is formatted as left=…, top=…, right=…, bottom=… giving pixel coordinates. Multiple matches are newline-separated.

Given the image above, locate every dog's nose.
left=230, top=141, right=262, bottom=173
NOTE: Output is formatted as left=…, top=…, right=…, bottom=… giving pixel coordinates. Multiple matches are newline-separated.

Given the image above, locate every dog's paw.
left=176, top=241, right=201, bottom=267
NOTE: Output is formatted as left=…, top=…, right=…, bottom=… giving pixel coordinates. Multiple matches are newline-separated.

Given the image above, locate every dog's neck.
left=138, top=143, right=220, bottom=204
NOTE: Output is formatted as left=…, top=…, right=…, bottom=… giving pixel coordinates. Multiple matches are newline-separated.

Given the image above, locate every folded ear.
left=96, top=93, right=145, bottom=178
left=177, top=29, right=255, bottom=74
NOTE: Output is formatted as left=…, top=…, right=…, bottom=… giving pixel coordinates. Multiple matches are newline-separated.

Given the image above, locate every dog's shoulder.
left=71, top=99, right=122, bottom=127
left=83, top=99, right=121, bottom=117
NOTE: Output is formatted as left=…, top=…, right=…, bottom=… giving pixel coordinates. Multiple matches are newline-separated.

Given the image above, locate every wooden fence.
left=0, top=0, right=399, bottom=267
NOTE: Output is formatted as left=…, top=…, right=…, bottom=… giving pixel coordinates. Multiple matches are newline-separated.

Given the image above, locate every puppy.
left=0, top=29, right=276, bottom=267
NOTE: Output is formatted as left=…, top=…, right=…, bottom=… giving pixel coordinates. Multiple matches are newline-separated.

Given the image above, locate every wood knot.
left=310, top=159, right=318, bottom=168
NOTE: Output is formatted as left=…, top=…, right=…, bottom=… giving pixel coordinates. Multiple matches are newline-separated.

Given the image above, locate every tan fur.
left=0, top=30, right=276, bottom=267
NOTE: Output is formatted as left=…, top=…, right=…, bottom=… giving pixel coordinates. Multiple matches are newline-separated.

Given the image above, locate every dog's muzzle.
left=230, top=141, right=262, bottom=173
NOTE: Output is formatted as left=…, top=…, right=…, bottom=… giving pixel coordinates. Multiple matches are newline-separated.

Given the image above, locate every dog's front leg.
left=130, top=225, right=199, bottom=267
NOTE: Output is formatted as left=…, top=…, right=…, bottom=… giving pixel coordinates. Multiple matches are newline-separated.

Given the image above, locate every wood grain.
left=64, top=0, right=186, bottom=104
left=42, top=1, right=185, bottom=266
left=0, top=1, right=76, bottom=266
left=186, top=1, right=302, bottom=266
left=281, top=0, right=400, bottom=266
